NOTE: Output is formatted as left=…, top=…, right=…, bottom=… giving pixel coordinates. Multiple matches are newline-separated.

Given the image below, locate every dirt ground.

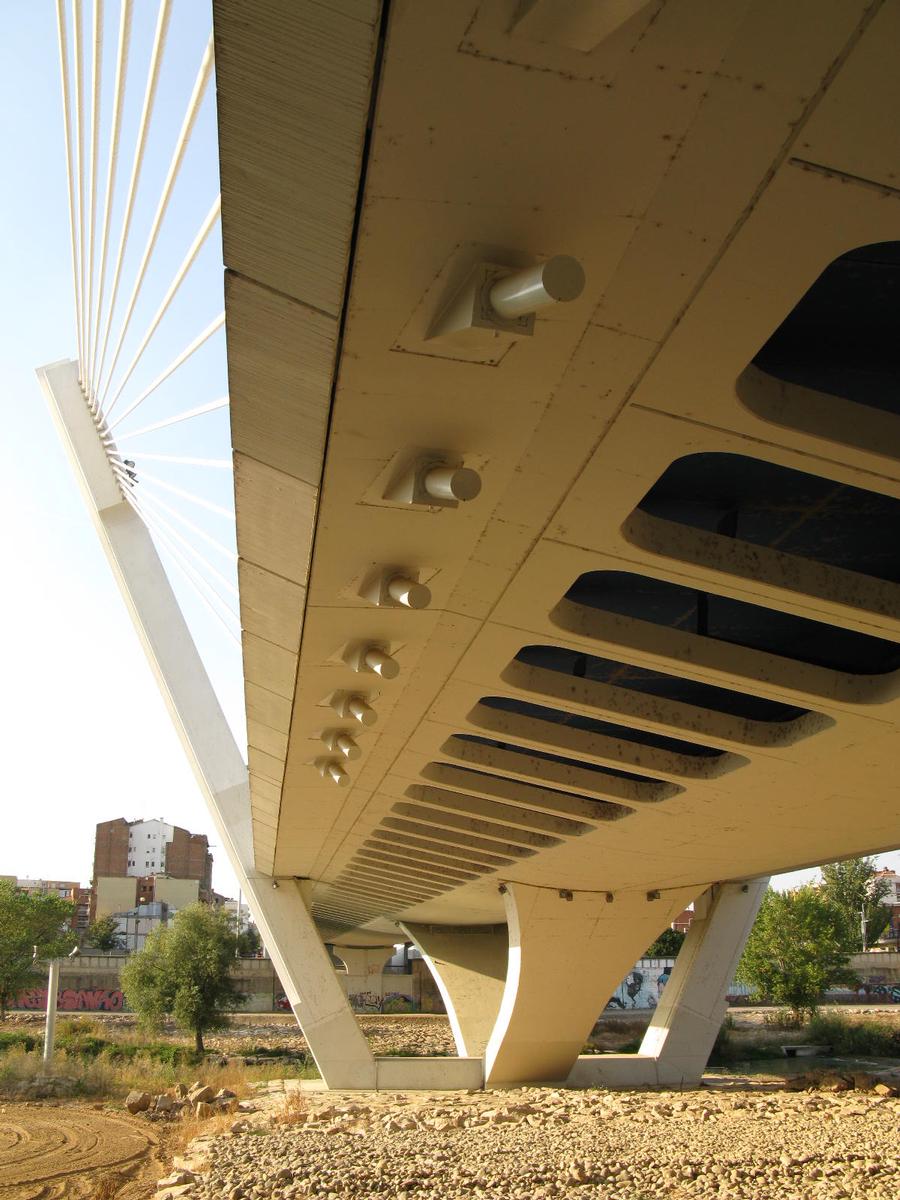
left=0, top=1102, right=165, bottom=1199
left=2, top=1009, right=899, bottom=1196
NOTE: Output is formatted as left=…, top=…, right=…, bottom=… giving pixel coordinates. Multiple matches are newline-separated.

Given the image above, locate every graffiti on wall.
left=348, top=991, right=417, bottom=1014
left=606, top=961, right=675, bottom=1010
left=15, top=988, right=125, bottom=1012
left=605, top=959, right=753, bottom=1010
left=861, top=981, right=900, bottom=1003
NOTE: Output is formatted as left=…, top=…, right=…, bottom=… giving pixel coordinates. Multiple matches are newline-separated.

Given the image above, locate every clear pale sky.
left=0, top=0, right=243, bottom=900
left=0, top=2, right=894, bottom=906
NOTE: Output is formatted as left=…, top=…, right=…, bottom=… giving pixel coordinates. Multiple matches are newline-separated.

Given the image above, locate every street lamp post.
left=42, top=957, right=60, bottom=1069
left=34, top=945, right=79, bottom=1069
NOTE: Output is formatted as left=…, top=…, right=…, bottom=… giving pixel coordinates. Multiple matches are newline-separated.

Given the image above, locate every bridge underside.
left=219, top=0, right=900, bottom=1085
left=47, top=0, right=900, bottom=1088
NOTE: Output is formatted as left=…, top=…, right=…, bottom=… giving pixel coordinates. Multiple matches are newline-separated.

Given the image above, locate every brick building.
left=91, top=817, right=214, bottom=921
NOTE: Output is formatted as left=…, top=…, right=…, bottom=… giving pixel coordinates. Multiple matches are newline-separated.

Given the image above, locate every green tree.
left=645, top=927, right=685, bottom=958
left=819, top=857, right=891, bottom=952
left=736, top=885, right=856, bottom=1017
left=0, top=879, right=76, bottom=1019
left=82, top=915, right=123, bottom=952
left=236, top=922, right=261, bottom=957
left=121, top=904, right=244, bottom=1053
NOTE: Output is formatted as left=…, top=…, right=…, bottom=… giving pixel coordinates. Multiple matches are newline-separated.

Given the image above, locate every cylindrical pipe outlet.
left=325, top=761, right=349, bottom=786
left=363, top=647, right=400, bottom=679
left=387, top=576, right=431, bottom=609
left=334, top=733, right=361, bottom=760
left=423, top=465, right=482, bottom=503
left=488, top=255, right=585, bottom=319
left=347, top=696, right=377, bottom=726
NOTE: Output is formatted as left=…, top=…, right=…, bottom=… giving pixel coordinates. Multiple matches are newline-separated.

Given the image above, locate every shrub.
left=762, top=1008, right=805, bottom=1030
left=57, top=1016, right=102, bottom=1039
left=806, top=1012, right=900, bottom=1057
left=0, top=1030, right=37, bottom=1054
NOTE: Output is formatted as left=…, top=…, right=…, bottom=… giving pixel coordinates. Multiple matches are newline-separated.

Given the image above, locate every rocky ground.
left=156, top=1075, right=900, bottom=1200
left=3, top=1012, right=459, bottom=1059
left=9, top=1007, right=900, bottom=1060
left=5, top=1011, right=900, bottom=1198
left=207, top=1015, right=458, bottom=1060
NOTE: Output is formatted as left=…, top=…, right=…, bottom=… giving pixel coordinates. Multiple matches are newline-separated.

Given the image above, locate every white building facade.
left=125, top=819, right=174, bottom=877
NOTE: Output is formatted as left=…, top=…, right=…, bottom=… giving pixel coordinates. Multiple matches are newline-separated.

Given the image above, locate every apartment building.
left=91, top=817, right=214, bottom=920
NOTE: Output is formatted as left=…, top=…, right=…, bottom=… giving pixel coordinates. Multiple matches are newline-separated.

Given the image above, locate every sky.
left=0, top=0, right=243, bottom=900
left=0, top=2, right=895, bottom=909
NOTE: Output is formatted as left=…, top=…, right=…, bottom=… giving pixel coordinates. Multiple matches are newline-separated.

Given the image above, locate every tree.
left=121, top=903, right=244, bottom=1053
left=819, top=857, right=891, bottom=952
left=645, top=927, right=685, bottom=958
left=0, top=879, right=76, bottom=1019
left=236, top=922, right=261, bottom=957
left=82, top=915, right=123, bottom=952
left=736, top=885, right=856, bottom=1017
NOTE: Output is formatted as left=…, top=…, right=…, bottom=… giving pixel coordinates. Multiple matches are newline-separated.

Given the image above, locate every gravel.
left=169, top=1084, right=900, bottom=1200
left=204, top=1016, right=458, bottom=1060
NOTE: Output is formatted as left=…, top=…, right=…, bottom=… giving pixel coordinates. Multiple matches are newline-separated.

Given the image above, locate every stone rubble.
left=10, top=1075, right=78, bottom=1100
left=155, top=1083, right=900, bottom=1199
left=125, top=1079, right=243, bottom=1122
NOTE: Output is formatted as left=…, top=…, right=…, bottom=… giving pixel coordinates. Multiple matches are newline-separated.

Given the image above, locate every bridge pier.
left=484, top=882, right=700, bottom=1086
left=568, top=878, right=768, bottom=1088
left=332, top=943, right=397, bottom=1010
left=402, top=922, right=508, bottom=1057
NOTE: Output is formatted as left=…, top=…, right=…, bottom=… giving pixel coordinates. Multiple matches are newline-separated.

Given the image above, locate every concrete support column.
left=334, top=945, right=394, bottom=1005
left=639, top=878, right=768, bottom=1084
left=336, top=946, right=389, bottom=980
left=485, top=882, right=698, bottom=1085
left=38, top=360, right=376, bottom=1090
left=402, top=922, right=508, bottom=1057
left=237, top=872, right=376, bottom=1087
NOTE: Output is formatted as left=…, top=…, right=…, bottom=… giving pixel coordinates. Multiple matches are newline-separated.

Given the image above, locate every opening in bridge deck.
left=514, top=645, right=810, bottom=723
left=638, top=452, right=900, bottom=585
left=753, top=241, right=900, bottom=416
left=564, top=572, right=900, bottom=675
left=476, top=695, right=723, bottom=758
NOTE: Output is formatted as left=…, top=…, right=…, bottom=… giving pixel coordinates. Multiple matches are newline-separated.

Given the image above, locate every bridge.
left=40, top=0, right=900, bottom=1089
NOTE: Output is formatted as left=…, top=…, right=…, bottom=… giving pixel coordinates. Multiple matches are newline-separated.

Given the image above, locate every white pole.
left=43, top=959, right=60, bottom=1069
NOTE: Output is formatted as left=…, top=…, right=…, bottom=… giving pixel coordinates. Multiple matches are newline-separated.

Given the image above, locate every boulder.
left=189, top=1085, right=216, bottom=1104
left=195, top=1101, right=215, bottom=1119
left=125, top=1091, right=152, bottom=1114
left=155, top=1094, right=175, bottom=1113
left=157, top=1171, right=196, bottom=1189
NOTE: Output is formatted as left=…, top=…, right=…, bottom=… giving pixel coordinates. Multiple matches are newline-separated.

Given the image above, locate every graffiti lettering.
left=864, top=982, right=900, bottom=1003
left=348, top=990, right=417, bottom=1014
left=14, top=988, right=125, bottom=1012
left=348, top=990, right=383, bottom=1013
